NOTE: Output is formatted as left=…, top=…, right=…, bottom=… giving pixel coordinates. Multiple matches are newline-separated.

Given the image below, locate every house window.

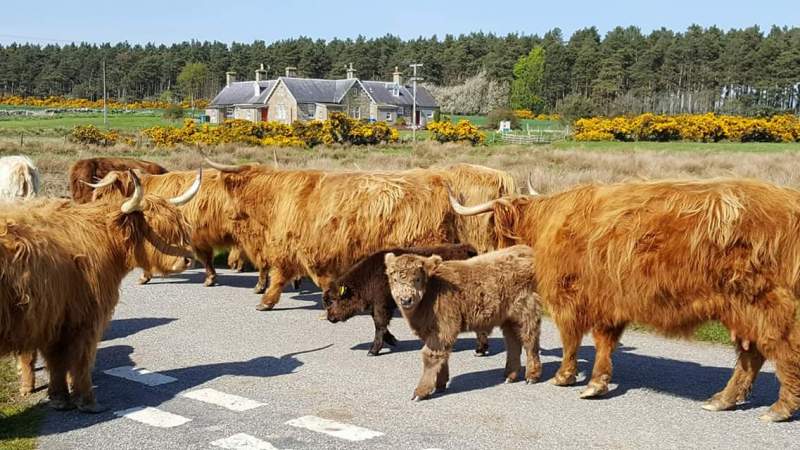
left=398, top=107, right=404, bottom=116
left=384, top=111, right=392, bottom=121
left=276, top=105, right=287, bottom=120
left=350, top=107, right=361, bottom=119
left=427, top=110, right=435, bottom=119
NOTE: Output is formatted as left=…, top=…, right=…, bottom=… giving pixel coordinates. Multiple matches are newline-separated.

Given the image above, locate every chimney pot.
left=285, top=66, right=297, bottom=78
left=393, top=66, right=402, bottom=85
left=225, top=71, right=236, bottom=87
left=346, top=63, right=356, bottom=79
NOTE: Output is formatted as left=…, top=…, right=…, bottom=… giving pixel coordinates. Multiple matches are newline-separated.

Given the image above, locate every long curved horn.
left=120, top=169, right=143, bottom=214
left=81, top=171, right=119, bottom=189
left=449, top=191, right=496, bottom=216
left=169, top=169, right=202, bottom=206
left=527, top=173, right=540, bottom=196
left=205, top=157, right=245, bottom=173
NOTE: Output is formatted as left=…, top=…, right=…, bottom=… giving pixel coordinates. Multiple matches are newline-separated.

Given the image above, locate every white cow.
left=0, top=155, right=40, bottom=199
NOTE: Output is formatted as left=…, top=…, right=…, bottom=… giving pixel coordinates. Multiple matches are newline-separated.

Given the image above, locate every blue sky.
left=2, top=0, right=798, bottom=45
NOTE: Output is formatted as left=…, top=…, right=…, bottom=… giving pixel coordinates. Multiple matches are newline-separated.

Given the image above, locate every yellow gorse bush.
left=0, top=95, right=209, bottom=110
left=575, top=113, right=800, bottom=143
left=513, top=110, right=561, bottom=121
left=141, top=113, right=398, bottom=148
left=426, top=120, right=485, bottom=145
left=69, top=124, right=134, bottom=146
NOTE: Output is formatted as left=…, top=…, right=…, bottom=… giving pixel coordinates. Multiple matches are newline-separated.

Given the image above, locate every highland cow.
left=0, top=155, right=39, bottom=200
left=325, top=243, right=491, bottom=356
left=451, top=178, right=800, bottom=422
left=385, top=245, right=542, bottom=401
left=69, top=157, right=168, bottom=204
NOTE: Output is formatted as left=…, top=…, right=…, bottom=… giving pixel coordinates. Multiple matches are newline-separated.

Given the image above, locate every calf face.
left=324, top=283, right=368, bottom=323
left=384, top=253, right=442, bottom=310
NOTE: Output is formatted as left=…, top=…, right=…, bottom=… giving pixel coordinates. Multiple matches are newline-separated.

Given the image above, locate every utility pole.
left=409, top=63, right=423, bottom=143
left=102, top=59, right=108, bottom=128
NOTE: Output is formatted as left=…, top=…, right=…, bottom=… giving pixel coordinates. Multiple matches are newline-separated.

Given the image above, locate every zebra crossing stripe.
left=210, top=433, right=283, bottom=450
left=103, top=365, right=177, bottom=386
left=181, top=388, right=266, bottom=412
left=114, top=406, right=190, bottom=428
left=285, top=415, right=383, bottom=442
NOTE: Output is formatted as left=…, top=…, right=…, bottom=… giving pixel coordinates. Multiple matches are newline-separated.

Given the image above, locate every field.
left=0, top=357, right=42, bottom=450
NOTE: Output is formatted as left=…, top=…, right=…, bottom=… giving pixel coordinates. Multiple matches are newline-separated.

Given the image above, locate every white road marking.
left=114, top=406, right=190, bottom=428
left=210, top=433, right=283, bottom=450
left=285, top=415, right=383, bottom=442
left=181, top=388, right=265, bottom=412
left=103, top=365, right=177, bottom=386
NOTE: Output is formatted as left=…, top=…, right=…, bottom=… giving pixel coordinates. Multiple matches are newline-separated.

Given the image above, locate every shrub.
left=557, top=94, right=598, bottom=124
left=162, top=103, right=185, bottom=120
left=486, top=108, right=520, bottom=130
left=68, top=124, right=132, bottom=146
left=426, top=120, right=485, bottom=145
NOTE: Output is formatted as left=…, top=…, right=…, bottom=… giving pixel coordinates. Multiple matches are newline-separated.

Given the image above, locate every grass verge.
left=0, top=357, right=43, bottom=450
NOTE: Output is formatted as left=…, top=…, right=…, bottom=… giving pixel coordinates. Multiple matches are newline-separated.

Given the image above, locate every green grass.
left=0, top=357, right=43, bottom=450
left=0, top=111, right=192, bottom=136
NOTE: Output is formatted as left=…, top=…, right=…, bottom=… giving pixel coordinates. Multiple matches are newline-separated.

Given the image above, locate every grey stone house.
left=206, top=65, right=438, bottom=126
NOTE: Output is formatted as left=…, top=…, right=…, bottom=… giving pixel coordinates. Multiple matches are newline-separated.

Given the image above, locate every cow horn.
left=527, top=173, right=540, bottom=196
left=448, top=191, right=496, bottom=216
left=169, top=169, right=202, bottom=206
left=205, top=157, right=245, bottom=173
left=120, top=169, right=143, bottom=214
left=82, top=171, right=119, bottom=189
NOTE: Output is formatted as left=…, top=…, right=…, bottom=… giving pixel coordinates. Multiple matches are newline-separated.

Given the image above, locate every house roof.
left=209, top=80, right=274, bottom=107
left=209, top=76, right=438, bottom=109
left=360, top=81, right=438, bottom=108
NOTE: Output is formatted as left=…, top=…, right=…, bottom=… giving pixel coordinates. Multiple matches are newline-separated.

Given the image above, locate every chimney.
left=285, top=66, right=297, bottom=78
left=255, top=63, right=267, bottom=82
left=225, top=71, right=236, bottom=87
left=392, top=66, right=402, bottom=85
left=346, top=63, right=356, bottom=79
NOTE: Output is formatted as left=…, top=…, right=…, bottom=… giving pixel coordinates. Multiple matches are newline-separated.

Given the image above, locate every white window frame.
left=351, top=107, right=361, bottom=119
left=384, top=111, right=392, bottom=121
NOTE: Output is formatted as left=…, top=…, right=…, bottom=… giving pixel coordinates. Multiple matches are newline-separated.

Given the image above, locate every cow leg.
left=138, top=270, right=152, bottom=285
left=254, top=266, right=269, bottom=294
left=256, top=267, right=289, bottom=311
left=369, top=301, right=392, bottom=356
left=198, top=248, right=217, bottom=287
left=67, top=331, right=106, bottom=413
left=581, top=323, right=627, bottom=398
left=413, top=344, right=450, bottom=401
left=42, top=347, right=73, bottom=410
left=474, top=330, right=490, bottom=356
left=502, top=323, right=523, bottom=383
left=292, top=278, right=303, bottom=290
left=552, top=321, right=583, bottom=386
left=703, top=342, right=765, bottom=412
left=17, top=352, right=36, bottom=396
left=521, top=312, right=543, bottom=384
left=436, top=359, right=450, bottom=391
left=759, top=324, right=800, bottom=422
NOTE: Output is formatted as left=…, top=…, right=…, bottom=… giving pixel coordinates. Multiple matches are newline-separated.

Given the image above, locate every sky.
left=1, top=0, right=799, bottom=45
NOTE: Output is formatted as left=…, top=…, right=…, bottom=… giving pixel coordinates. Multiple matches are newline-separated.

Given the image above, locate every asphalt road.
left=34, top=268, right=800, bottom=450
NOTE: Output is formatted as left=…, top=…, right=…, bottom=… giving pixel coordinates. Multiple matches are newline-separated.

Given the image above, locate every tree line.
left=1, top=25, right=798, bottom=117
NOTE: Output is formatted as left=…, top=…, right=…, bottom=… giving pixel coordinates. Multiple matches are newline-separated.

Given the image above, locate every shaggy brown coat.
left=69, top=157, right=168, bottom=204
left=214, top=164, right=461, bottom=310
left=384, top=245, right=542, bottom=400
left=93, top=169, right=240, bottom=286
left=324, top=243, right=490, bottom=356
left=0, top=182, right=194, bottom=412
left=452, top=178, right=800, bottom=422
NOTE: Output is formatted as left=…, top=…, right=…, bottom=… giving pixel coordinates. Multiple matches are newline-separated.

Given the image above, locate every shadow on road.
left=350, top=336, right=507, bottom=356
left=102, top=317, right=177, bottom=341
left=35, top=343, right=332, bottom=437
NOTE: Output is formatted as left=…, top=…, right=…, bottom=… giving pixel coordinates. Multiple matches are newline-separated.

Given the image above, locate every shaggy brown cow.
left=91, top=169, right=241, bottom=286
left=0, top=170, right=199, bottom=412
left=69, top=157, right=168, bottom=204
left=384, top=245, right=542, bottom=400
left=207, top=161, right=462, bottom=311
left=324, top=243, right=491, bottom=356
left=206, top=160, right=514, bottom=309
left=451, top=178, right=800, bottom=422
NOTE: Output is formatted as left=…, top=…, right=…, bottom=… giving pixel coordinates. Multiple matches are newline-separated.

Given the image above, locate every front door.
left=261, top=107, right=269, bottom=122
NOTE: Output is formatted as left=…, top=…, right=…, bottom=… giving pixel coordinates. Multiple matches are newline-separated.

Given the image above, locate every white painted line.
left=103, top=365, right=177, bottom=386
left=114, top=406, right=190, bottom=428
left=211, top=433, right=283, bottom=450
left=181, top=388, right=265, bottom=412
left=285, top=415, right=383, bottom=442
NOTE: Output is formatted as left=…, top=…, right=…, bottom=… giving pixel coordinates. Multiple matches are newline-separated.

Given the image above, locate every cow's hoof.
left=474, top=349, right=490, bottom=357
left=19, top=386, right=33, bottom=397
left=551, top=372, right=576, bottom=386
left=204, top=277, right=217, bottom=287
left=367, top=348, right=381, bottom=356
left=76, top=401, right=108, bottom=414
left=525, top=378, right=539, bottom=385
left=253, top=285, right=266, bottom=295
left=137, top=276, right=151, bottom=285
left=383, top=332, right=398, bottom=347
left=579, top=382, right=609, bottom=399
left=504, top=377, right=515, bottom=384
left=255, top=303, right=274, bottom=311
left=702, top=398, right=736, bottom=412
left=47, top=397, right=75, bottom=411
left=760, top=410, right=790, bottom=422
